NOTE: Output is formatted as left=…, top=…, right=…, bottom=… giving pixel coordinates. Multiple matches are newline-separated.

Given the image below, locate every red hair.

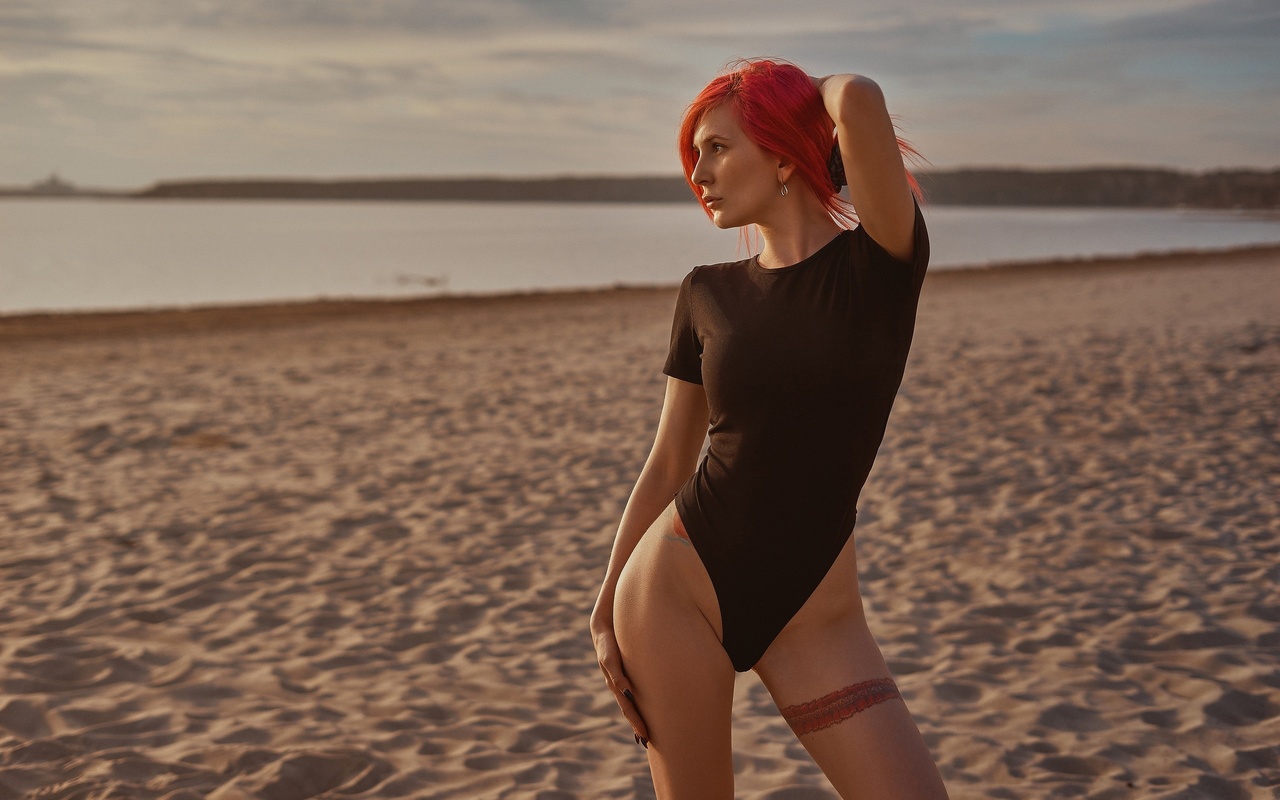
left=678, top=59, right=923, bottom=228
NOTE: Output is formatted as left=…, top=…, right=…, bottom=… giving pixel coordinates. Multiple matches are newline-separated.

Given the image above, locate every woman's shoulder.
left=686, top=257, right=753, bottom=285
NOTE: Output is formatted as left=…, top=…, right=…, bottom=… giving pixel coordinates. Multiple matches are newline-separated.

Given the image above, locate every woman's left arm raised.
left=813, top=74, right=918, bottom=262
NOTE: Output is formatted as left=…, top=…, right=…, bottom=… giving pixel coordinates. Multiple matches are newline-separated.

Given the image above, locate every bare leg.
left=614, top=502, right=737, bottom=799
left=753, top=533, right=949, bottom=800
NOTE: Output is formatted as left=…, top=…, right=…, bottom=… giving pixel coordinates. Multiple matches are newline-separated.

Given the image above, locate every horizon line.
left=5, top=163, right=1280, bottom=193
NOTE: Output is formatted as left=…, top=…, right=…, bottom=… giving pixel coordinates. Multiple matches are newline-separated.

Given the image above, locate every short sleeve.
left=662, top=267, right=703, bottom=385
left=852, top=198, right=930, bottom=291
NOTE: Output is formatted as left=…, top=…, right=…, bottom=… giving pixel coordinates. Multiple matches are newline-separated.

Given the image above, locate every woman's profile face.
left=690, top=103, right=784, bottom=230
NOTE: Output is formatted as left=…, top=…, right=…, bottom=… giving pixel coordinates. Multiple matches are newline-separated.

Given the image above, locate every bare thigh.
left=613, top=501, right=736, bottom=799
left=752, top=533, right=950, bottom=800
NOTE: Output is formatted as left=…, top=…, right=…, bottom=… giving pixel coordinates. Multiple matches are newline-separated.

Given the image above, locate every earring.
left=780, top=182, right=789, bottom=197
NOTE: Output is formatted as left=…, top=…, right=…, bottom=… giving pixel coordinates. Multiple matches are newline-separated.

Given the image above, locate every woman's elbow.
left=836, top=77, right=887, bottom=124
left=644, top=440, right=701, bottom=493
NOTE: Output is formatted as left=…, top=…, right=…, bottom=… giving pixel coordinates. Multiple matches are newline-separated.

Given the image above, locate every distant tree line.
left=913, top=168, right=1280, bottom=209
left=7, top=168, right=1277, bottom=208
left=132, top=177, right=692, bottom=203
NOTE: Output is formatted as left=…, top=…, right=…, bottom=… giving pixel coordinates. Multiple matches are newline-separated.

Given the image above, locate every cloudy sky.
left=2, top=0, right=1276, bottom=188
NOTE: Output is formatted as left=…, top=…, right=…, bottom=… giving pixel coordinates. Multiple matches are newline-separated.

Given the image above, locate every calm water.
left=3, top=199, right=1279, bottom=315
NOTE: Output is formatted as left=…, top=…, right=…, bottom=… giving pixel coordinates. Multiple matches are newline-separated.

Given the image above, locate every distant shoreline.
left=2, top=166, right=1277, bottom=209
left=3, top=241, right=1277, bottom=340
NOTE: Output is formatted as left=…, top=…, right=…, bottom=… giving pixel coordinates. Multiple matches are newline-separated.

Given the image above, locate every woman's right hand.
left=591, top=607, right=650, bottom=747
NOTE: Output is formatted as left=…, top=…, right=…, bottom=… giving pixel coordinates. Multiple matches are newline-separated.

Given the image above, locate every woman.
left=590, top=59, right=950, bottom=799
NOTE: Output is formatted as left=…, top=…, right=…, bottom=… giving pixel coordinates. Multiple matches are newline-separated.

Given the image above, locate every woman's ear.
left=776, top=160, right=796, bottom=187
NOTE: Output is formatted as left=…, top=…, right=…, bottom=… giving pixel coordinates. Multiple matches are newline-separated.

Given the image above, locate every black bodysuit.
left=662, top=201, right=930, bottom=672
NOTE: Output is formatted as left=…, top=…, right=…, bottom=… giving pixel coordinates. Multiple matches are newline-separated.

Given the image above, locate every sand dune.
left=0, top=247, right=1277, bottom=798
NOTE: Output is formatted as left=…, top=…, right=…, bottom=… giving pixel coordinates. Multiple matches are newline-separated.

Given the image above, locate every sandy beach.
left=1, top=244, right=1278, bottom=799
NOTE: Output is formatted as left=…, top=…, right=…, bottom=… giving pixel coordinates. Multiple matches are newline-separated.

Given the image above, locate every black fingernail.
left=622, top=689, right=634, bottom=702
left=640, top=736, right=648, bottom=750
left=634, top=733, right=640, bottom=745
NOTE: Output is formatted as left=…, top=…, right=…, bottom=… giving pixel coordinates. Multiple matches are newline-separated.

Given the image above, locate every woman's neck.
left=753, top=195, right=844, bottom=269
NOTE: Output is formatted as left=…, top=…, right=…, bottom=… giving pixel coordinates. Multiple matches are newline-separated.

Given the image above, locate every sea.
left=2, top=198, right=1279, bottom=316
